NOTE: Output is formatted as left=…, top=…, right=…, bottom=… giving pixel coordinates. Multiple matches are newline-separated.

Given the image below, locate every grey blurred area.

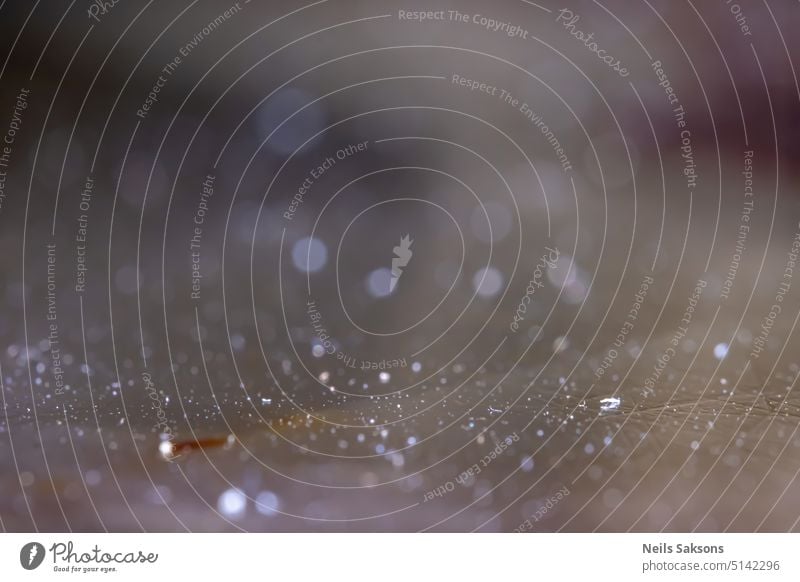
left=0, top=0, right=799, bottom=532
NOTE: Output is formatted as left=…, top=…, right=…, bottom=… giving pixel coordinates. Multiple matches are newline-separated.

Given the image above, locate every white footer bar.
left=1, top=533, right=797, bottom=581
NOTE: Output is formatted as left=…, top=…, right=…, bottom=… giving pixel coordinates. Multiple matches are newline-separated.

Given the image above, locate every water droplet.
left=599, top=396, right=621, bottom=412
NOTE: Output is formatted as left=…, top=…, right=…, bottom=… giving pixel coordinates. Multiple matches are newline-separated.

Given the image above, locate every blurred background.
left=0, top=0, right=799, bottom=531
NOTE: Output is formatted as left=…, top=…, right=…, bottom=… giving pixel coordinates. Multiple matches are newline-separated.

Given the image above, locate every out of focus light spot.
left=257, top=88, right=326, bottom=156
left=85, top=470, right=101, bottom=487
left=158, top=440, right=174, bottom=459
left=714, top=343, right=729, bottom=360
left=20, top=471, right=34, bottom=487
left=553, top=336, right=569, bottom=353
left=547, top=255, right=588, bottom=304
left=292, top=237, right=327, bottom=273
left=470, top=202, right=513, bottom=243
left=366, top=267, right=394, bottom=298
left=255, top=490, right=280, bottom=517
left=231, top=334, right=246, bottom=352
left=217, top=488, right=246, bottom=519
left=472, top=267, right=504, bottom=298
left=520, top=456, right=534, bottom=472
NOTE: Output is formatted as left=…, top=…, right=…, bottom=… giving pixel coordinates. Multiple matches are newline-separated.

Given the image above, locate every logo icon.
left=20, top=542, right=45, bottom=570
left=389, top=234, right=414, bottom=292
